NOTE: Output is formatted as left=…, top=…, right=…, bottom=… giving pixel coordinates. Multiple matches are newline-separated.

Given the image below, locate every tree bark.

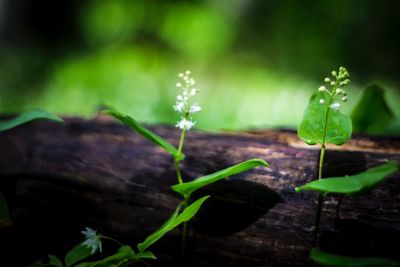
left=0, top=117, right=399, bottom=267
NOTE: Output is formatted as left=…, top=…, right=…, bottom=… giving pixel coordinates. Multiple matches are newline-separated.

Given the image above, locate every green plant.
left=0, top=110, right=63, bottom=225
left=30, top=196, right=209, bottom=267
left=104, top=70, right=269, bottom=257
left=296, top=67, right=399, bottom=266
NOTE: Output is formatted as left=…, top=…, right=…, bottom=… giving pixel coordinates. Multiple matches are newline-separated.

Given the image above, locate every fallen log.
left=0, top=117, right=399, bottom=267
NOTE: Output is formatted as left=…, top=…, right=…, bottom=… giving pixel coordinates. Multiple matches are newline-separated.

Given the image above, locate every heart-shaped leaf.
left=298, top=92, right=352, bottom=145
left=171, top=159, right=269, bottom=198
left=104, top=109, right=184, bottom=161
left=137, top=196, right=209, bottom=252
left=295, top=161, right=398, bottom=195
left=0, top=110, right=63, bottom=132
left=310, top=248, right=400, bottom=267
left=351, top=85, right=395, bottom=135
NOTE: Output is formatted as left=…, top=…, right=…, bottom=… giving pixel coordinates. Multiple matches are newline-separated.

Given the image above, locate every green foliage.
left=310, top=248, right=400, bottom=267
left=48, top=255, right=64, bottom=267
left=351, top=85, right=395, bottom=135
left=171, top=159, right=269, bottom=198
left=298, top=92, right=352, bottom=145
left=137, top=195, right=209, bottom=252
left=75, top=245, right=155, bottom=267
left=0, top=110, right=63, bottom=132
left=0, top=192, right=9, bottom=221
left=65, top=244, right=93, bottom=267
left=295, top=161, right=398, bottom=195
left=104, top=109, right=184, bottom=161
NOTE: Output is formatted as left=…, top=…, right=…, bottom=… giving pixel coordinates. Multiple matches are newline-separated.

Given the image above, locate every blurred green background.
left=1, top=0, right=400, bottom=130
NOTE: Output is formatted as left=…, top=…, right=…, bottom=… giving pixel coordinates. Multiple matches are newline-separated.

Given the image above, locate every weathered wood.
left=0, top=117, right=399, bottom=267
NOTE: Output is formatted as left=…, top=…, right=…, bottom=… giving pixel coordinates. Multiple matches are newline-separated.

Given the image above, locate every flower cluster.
left=81, top=227, right=102, bottom=254
left=173, top=70, right=201, bottom=130
left=318, top=66, right=350, bottom=111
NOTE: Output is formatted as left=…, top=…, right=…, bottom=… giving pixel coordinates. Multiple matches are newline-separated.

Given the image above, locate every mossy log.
left=0, top=117, right=399, bottom=267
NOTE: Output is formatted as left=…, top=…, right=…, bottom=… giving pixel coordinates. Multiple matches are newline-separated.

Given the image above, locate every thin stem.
left=313, top=84, right=337, bottom=247
left=181, top=198, right=189, bottom=265
left=100, top=236, right=124, bottom=246
left=312, top=194, right=323, bottom=247
left=175, top=121, right=187, bottom=184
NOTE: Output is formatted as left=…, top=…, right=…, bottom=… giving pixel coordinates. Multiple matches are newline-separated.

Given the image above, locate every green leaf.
left=65, top=244, right=92, bottom=267
left=171, top=159, right=269, bottom=198
left=310, top=248, right=400, bottom=267
left=103, top=109, right=183, bottom=161
left=136, top=251, right=156, bottom=260
left=0, top=192, right=9, bottom=221
left=48, top=255, right=64, bottom=267
left=295, top=161, right=399, bottom=195
left=0, top=110, right=63, bottom=132
left=298, top=92, right=352, bottom=145
left=76, top=246, right=140, bottom=267
left=351, top=85, right=395, bottom=135
left=137, top=195, right=210, bottom=252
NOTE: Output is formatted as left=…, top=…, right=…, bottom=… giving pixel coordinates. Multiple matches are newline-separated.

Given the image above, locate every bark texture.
left=0, top=117, right=399, bottom=267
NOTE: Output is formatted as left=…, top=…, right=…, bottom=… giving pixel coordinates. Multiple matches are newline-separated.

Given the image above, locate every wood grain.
left=0, top=117, right=399, bottom=267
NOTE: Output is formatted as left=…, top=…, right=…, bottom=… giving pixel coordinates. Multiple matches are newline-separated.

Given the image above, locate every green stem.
left=313, top=85, right=337, bottom=247
left=100, top=236, right=124, bottom=246
left=181, top=198, right=189, bottom=265
left=175, top=120, right=187, bottom=184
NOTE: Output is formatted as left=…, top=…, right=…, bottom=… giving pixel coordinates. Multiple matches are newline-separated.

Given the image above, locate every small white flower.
left=324, top=77, right=330, bottom=82
left=318, top=86, right=326, bottom=92
left=173, top=102, right=185, bottom=112
left=177, top=95, right=183, bottom=101
left=190, top=88, right=196, bottom=96
left=81, top=227, right=102, bottom=255
left=176, top=118, right=196, bottom=130
left=185, top=70, right=191, bottom=75
left=189, top=104, right=201, bottom=113
left=330, top=102, right=341, bottom=111
left=176, top=82, right=182, bottom=88
left=342, top=96, right=348, bottom=102
left=336, top=88, right=343, bottom=94
left=319, top=99, right=325, bottom=104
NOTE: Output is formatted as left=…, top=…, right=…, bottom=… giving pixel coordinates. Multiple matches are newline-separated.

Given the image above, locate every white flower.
left=81, top=227, right=102, bottom=254
left=324, top=77, right=330, bottom=82
left=319, top=99, right=325, bottom=104
left=336, top=88, right=343, bottom=94
left=189, top=103, right=201, bottom=113
left=176, top=82, right=182, bottom=88
left=176, top=118, right=196, bottom=130
left=173, top=101, right=185, bottom=112
left=330, top=102, right=341, bottom=111
left=342, top=96, right=348, bottom=102
left=318, top=86, right=326, bottom=92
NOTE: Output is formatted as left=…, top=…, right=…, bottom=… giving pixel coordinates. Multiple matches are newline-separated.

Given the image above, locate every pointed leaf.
left=0, top=192, right=9, bottom=221
left=103, top=109, right=183, bottom=160
left=295, top=161, right=398, bottom=195
left=137, top=195, right=209, bottom=252
left=171, top=159, right=269, bottom=198
left=75, top=246, right=136, bottom=267
left=48, top=255, right=64, bottom=267
left=298, top=92, right=352, bottom=145
left=136, top=251, right=156, bottom=260
left=65, top=244, right=92, bottom=267
left=0, top=110, right=63, bottom=132
left=310, top=248, right=400, bottom=267
left=351, top=85, right=395, bottom=135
